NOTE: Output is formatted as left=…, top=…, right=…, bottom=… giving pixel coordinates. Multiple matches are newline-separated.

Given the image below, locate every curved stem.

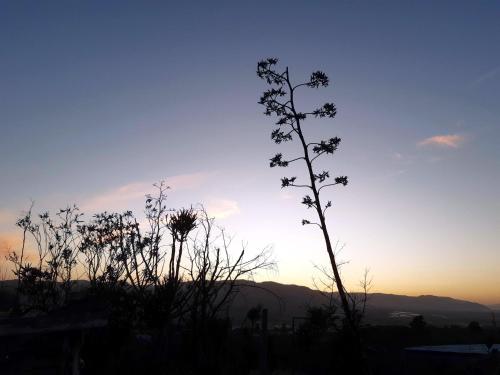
left=284, top=66, right=354, bottom=329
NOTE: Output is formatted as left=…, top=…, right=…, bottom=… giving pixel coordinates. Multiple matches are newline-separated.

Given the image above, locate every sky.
left=1, top=1, right=499, bottom=304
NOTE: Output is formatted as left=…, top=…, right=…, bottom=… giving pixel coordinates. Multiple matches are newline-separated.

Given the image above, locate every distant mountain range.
left=1, top=279, right=496, bottom=326
left=488, top=304, right=500, bottom=311
left=230, top=281, right=495, bottom=327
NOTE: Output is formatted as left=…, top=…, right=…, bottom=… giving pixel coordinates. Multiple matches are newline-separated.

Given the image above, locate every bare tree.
left=314, top=262, right=373, bottom=329
left=186, top=208, right=274, bottom=323
left=185, top=208, right=275, bottom=370
left=8, top=205, right=83, bottom=312
left=78, top=211, right=131, bottom=290
left=8, top=203, right=33, bottom=294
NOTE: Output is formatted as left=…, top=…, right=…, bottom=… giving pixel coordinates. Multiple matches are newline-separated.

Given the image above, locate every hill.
left=231, top=281, right=494, bottom=327
left=1, top=279, right=494, bottom=326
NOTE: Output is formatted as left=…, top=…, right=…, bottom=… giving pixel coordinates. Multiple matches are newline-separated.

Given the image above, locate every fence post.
left=259, top=308, right=269, bottom=375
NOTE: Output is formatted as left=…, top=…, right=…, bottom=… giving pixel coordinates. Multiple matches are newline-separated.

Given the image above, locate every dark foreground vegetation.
left=1, top=286, right=499, bottom=375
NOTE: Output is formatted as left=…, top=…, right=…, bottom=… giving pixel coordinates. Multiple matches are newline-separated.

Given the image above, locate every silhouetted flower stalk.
left=167, top=207, right=197, bottom=284
left=257, top=58, right=367, bottom=371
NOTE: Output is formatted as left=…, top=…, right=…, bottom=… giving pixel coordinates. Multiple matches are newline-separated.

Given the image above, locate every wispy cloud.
left=473, top=65, right=500, bottom=86
left=418, top=134, right=465, bottom=149
left=392, top=152, right=403, bottom=161
left=205, top=198, right=240, bottom=219
left=390, top=151, right=414, bottom=166
left=81, top=172, right=210, bottom=212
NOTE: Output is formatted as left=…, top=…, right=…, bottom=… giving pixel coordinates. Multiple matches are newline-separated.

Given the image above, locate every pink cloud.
left=81, top=172, right=210, bottom=212
left=418, top=134, right=465, bottom=148
left=205, top=198, right=240, bottom=219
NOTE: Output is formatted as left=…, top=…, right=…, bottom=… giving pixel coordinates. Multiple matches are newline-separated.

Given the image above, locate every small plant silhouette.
left=410, top=315, right=427, bottom=330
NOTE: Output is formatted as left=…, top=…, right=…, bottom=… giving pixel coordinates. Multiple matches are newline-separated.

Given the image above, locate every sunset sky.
left=1, top=1, right=499, bottom=304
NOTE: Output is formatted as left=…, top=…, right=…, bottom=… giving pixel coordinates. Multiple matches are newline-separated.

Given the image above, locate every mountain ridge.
left=230, top=280, right=494, bottom=326
left=1, top=279, right=494, bottom=326
left=236, top=281, right=491, bottom=312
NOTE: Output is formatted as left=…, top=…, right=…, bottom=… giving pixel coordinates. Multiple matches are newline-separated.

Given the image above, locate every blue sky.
left=1, top=1, right=499, bottom=303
